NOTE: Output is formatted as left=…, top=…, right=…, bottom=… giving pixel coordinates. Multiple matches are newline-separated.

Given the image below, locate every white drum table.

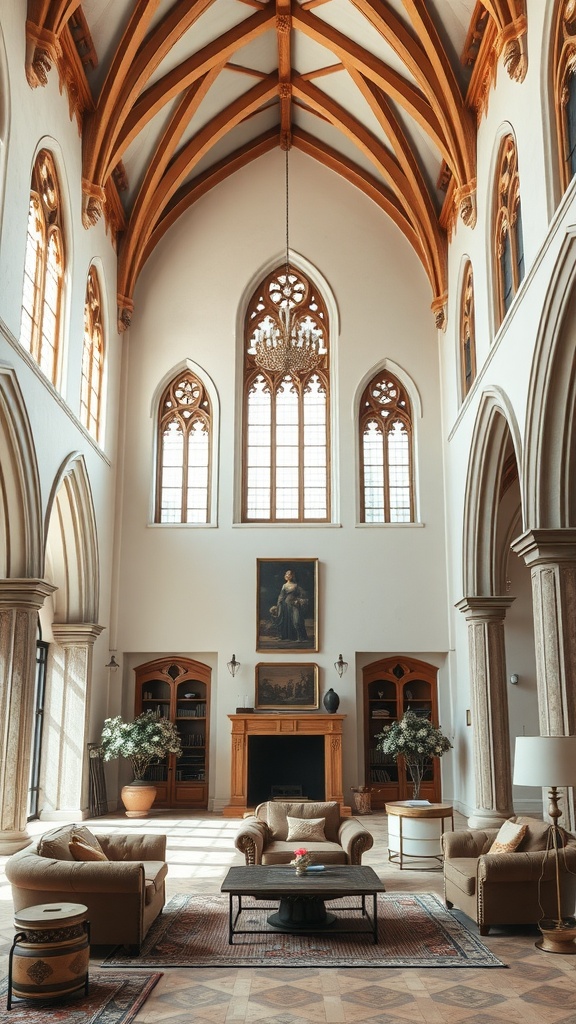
left=385, top=801, right=454, bottom=869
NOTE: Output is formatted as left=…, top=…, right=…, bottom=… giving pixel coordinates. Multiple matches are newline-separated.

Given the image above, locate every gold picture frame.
left=255, top=663, right=319, bottom=710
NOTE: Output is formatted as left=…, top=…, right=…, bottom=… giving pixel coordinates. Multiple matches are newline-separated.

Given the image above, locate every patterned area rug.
left=103, top=893, right=505, bottom=969
left=0, top=971, right=162, bottom=1023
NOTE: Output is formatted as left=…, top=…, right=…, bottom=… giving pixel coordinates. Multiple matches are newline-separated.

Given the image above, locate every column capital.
left=0, top=578, right=56, bottom=610
left=51, top=623, right=104, bottom=647
left=511, top=529, right=576, bottom=566
left=455, top=596, right=515, bottom=621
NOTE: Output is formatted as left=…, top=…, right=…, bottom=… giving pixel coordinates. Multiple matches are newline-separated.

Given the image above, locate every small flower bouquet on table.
left=290, top=847, right=313, bottom=875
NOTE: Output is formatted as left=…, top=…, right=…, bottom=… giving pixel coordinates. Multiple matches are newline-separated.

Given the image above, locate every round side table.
left=385, top=801, right=454, bottom=869
left=7, top=902, right=90, bottom=1010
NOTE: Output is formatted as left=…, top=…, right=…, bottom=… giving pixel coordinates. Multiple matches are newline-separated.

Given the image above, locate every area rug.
left=0, top=971, right=162, bottom=1023
left=102, top=893, right=505, bottom=969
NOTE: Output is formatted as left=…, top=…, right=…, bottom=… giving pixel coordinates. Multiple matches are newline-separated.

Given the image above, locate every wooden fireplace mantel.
left=222, top=713, right=350, bottom=817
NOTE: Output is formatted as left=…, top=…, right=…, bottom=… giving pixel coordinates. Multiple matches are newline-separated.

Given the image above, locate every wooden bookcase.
left=134, top=657, right=210, bottom=808
left=362, top=657, right=440, bottom=809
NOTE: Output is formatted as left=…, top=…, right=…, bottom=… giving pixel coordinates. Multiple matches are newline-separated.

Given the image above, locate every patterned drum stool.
left=7, top=902, right=89, bottom=1010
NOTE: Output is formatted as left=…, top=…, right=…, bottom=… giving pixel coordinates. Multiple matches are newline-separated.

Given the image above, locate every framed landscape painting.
left=256, top=558, right=318, bottom=653
left=255, top=663, right=319, bottom=710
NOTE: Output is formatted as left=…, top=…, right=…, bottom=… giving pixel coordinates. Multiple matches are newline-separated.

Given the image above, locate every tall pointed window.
left=20, top=150, right=64, bottom=384
left=359, top=372, right=413, bottom=523
left=460, top=261, right=476, bottom=400
left=554, top=6, right=576, bottom=194
left=80, top=267, right=104, bottom=441
left=156, top=371, right=212, bottom=524
left=243, top=265, right=329, bottom=522
left=494, top=135, right=524, bottom=327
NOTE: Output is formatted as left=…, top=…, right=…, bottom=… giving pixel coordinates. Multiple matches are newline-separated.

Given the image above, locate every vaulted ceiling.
left=26, top=0, right=527, bottom=328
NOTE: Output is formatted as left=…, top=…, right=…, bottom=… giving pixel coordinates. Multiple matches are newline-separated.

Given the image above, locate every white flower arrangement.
left=100, top=711, right=182, bottom=781
left=375, top=709, right=452, bottom=798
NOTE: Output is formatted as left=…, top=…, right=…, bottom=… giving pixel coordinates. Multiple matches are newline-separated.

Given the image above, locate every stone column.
left=43, top=623, right=104, bottom=819
left=456, top=597, right=515, bottom=829
left=511, top=529, right=576, bottom=829
left=0, top=579, right=56, bottom=854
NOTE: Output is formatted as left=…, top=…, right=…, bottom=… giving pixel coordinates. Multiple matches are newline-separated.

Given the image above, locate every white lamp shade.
left=513, top=735, right=576, bottom=787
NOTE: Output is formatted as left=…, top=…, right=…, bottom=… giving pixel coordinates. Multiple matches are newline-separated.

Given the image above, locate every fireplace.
left=223, top=713, right=350, bottom=815
left=247, top=735, right=325, bottom=806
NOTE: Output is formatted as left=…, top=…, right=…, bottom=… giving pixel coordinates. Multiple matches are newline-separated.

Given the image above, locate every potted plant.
left=99, top=711, right=182, bottom=816
left=375, top=709, right=452, bottom=800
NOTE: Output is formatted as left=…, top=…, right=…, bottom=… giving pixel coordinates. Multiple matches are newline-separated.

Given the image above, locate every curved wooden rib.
left=118, top=75, right=279, bottom=305
left=83, top=0, right=216, bottom=193
left=110, top=8, right=274, bottom=176
left=292, top=5, right=450, bottom=168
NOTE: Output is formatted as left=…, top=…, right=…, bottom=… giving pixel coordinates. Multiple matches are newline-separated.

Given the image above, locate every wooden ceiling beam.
left=292, top=76, right=445, bottom=304
left=118, top=74, right=279, bottom=307
left=83, top=0, right=216, bottom=221
left=109, top=8, right=273, bottom=175
left=349, top=0, right=475, bottom=192
left=292, top=5, right=449, bottom=164
left=276, top=0, right=292, bottom=148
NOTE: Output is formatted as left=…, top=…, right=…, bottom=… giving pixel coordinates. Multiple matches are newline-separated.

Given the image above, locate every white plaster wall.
left=118, top=149, right=451, bottom=809
left=0, top=1, right=122, bottom=767
left=440, top=0, right=574, bottom=816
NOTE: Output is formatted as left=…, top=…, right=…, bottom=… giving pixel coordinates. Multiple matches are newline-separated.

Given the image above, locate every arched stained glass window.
left=80, top=267, right=104, bottom=441
left=460, top=261, right=476, bottom=400
left=554, top=5, right=576, bottom=193
left=359, top=372, right=414, bottom=523
left=20, top=149, right=64, bottom=384
left=243, top=265, right=330, bottom=522
left=156, top=372, right=212, bottom=524
left=494, top=135, right=524, bottom=327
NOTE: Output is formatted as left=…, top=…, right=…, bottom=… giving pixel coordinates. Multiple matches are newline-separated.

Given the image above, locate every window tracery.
left=80, top=267, right=104, bottom=441
left=156, top=372, right=212, bottom=524
left=460, top=261, right=476, bottom=400
left=243, top=265, right=330, bottom=522
left=494, top=135, right=524, bottom=327
left=20, top=149, right=64, bottom=384
left=554, top=2, right=576, bottom=193
left=359, top=372, right=414, bottom=523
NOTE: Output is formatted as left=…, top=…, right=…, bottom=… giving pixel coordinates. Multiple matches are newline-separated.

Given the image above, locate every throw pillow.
left=487, top=819, right=527, bottom=854
left=69, top=836, right=108, bottom=861
left=39, top=824, right=105, bottom=860
left=286, top=816, right=327, bottom=843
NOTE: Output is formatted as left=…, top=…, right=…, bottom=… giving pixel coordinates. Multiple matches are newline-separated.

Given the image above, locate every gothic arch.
left=44, top=452, right=100, bottom=622
left=525, top=230, right=576, bottom=529
left=462, top=387, right=523, bottom=596
left=0, top=365, right=43, bottom=577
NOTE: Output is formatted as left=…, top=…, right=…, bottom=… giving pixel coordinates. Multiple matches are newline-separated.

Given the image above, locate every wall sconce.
left=334, top=654, right=348, bottom=678
left=227, top=654, right=241, bottom=677
left=106, top=654, right=119, bottom=671
left=510, top=673, right=519, bottom=685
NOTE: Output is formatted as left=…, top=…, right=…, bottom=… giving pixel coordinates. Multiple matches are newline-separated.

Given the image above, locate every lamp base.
left=536, top=917, right=576, bottom=954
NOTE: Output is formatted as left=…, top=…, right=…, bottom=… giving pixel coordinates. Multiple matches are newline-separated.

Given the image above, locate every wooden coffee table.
left=221, top=865, right=386, bottom=944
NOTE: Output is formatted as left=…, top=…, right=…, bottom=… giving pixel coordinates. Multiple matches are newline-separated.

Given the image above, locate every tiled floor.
left=1, top=810, right=576, bottom=1022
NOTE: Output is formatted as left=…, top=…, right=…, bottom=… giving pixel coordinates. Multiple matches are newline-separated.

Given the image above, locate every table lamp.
left=513, top=735, right=576, bottom=953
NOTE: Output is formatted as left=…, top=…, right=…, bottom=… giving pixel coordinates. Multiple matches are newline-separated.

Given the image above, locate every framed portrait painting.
left=256, top=558, right=318, bottom=653
left=255, top=663, right=319, bottom=710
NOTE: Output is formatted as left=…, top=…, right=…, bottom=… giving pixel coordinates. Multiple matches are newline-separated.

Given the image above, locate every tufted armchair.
left=443, top=816, right=576, bottom=935
left=234, top=800, right=374, bottom=866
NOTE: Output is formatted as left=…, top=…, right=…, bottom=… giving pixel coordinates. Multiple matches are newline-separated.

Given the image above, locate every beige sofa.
left=443, top=816, right=576, bottom=935
left=6, top=824, right=167, bottom=952
left=234, top=800, right=374, bottom=865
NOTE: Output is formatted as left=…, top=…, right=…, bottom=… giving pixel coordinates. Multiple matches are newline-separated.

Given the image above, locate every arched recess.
left=525, top=230, right=576, bottom=528
left=0, top=365, right=43, bottom=578
left=44, top=452, right=100, bottom=622
left=462, top=388, right=523, bottom=596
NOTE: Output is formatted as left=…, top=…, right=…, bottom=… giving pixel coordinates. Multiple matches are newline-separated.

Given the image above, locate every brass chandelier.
left=253, top=150, right=323, bottom=374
